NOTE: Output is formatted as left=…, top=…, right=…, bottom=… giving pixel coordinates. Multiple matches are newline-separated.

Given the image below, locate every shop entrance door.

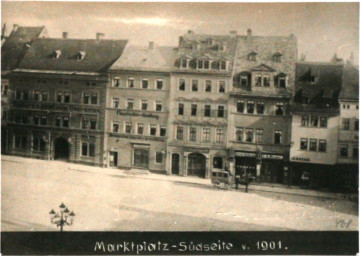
left=188, top=153, right=206, bottom=178
left=54, top=137, right=70, bottom=160
left=109, top=151, right=118, bottom=167
left=172, top=153, right=180, bottom=175
left=133, top=148, right=149, bottom=168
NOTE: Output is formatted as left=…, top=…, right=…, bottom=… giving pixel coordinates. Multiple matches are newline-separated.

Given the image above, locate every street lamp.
left=49, top=203, right=75, bottom=232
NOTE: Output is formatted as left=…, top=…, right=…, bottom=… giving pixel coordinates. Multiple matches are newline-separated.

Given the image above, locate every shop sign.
left=291, top=156, right=310, bottom=162
left=262, top=153, right=283, bottom=160
left=13, top=102, right=100, bottom=113
left=235, top=151, right=256, bottom=157
left=184, top=147, right=210, bottom=153
left=116, top=110, right=159, bottom=119
left=109, top=133, right=165, bottom=142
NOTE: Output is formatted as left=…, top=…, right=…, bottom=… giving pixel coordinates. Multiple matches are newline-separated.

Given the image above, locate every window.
left=191, top=104, right=197, bottom=116
left=273, top=54, right=282, bottom=62
left=236, top=127, right=243, bottom=141
left=82, top=143, right=95, bottom=157
left=311, top=76, right=318, bottom=84
left=248, top=53, right=257, bottom=61
left=217, top=105, right=225, bottom=118
left=113, top=77, right=120, bottom=87
left=205, top=80, right=212, bottom=92
left=256, top=129, right=263, bottom=143
left=181, top=59, right=188, bottom=68
left=204, top=105, right=211, bottom=117
left=14, top=135, right=27, bottom=149
left=255, top=75, right=262, bottom=86
left=301, top=116, right=309, bottom=127
left=83, top=93, right=90, bottom=104
left=237, top=100, right=244, bottom=113
left=353, top=145, right=358, bottom=158
left=311, top=116, right=318, bottom=127
left=216, top=129, right=224, bottom=143
left=340, top=145, right=348, bottom=157
left=127, top=99, right=134, bottom=110
left=141, top=100, right=148, bottom=110
left=274, top=130, right=282, bottom=144
left=15, top=90, right=21, bottom=100
left=34, top=91, right=40, bottom=101
left=320, top=116, right=327, bottom=128
left=156, top=152, right=163, bottom=163
left=241, top=75, right=248, bottom=87
left=33, top=136, right=46, bottom=151
left=57, top=92, right=63, bottom=102
left=202, top=128, right=210, bottom=142
left=247, top=101, right=254, bottom=114
left=309, top=139, right=317, bottom=151
left=197, top=60, right=210, bottom=70
left=42, top=92, right=48, bottom=102
left=192, top=80, right=198, bottom=92
left=23, top=91, right=29, bottom=100
left=137, top=123, right=144, bottom=135
left=56, top=116, right=61, bottom=127
left=14, top=113, right=21, bottom=123
left=355, top=119, right=359, bottom=130
left=178, top=103, right=184, bottom=115
left=213, top=157, right=223, bottom=169
left=189, top=127, right=197, bottom=142
left=356, top=105, right=359, bottom=110
left=90, top=119, right=97, bottom=130
left=125, top=122, right=132, bottom=133
left=342, top=118, right=350, bottom=130
left=279, top=76, right=286, bottom=88
left=218, top=81, right=226, bottom=93
left=318, top=140, right=326, bottom=152
left=63, top=117, right=69, bottom=128
left=156, top=101, right=162, bottom=112
left=160, top=126, right=166, bottom=137
left=142, top=78, right=148, bottom=89
left=156, top=79, right=163, bottom=90
left=300, top=138, right=308, bottom=150
left=20, top=114, right=28, bottom=124
left=2, top=85, right=8, bottom=96
left=245, top=128, right=253, bottom=142
left=275, top=102, right=284, bottom=116
left=91, top=93, right=98, bottom=105
left=113, top=98, right=119, bottom=108
left=113, top=122, right=119, bottom=132
left=40, top=115, right=47, bottom=125
left=220, top=61, right=227, bottom=70
left=150, top=125, right=157, bottom=136
left=33, top=115, right=40, bottom=125
left=82, top=118, right=89, bottom=129
left=256, top=102, right=264, bottom=114
left=179, top=79, right=185, bottom=91
left=176, top=126, right=183, bottom=140
left=128, top=78, right=135, bottom=88
left=64, top=92, right=70, bottom=103
left=263, top=75, right=270, bottom=87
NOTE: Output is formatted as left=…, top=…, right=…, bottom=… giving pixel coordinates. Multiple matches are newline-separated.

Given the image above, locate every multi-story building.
left=106, top=43, right=176, bottom=172
left=1, top=25, right=48, bottom=153
left=289, top=61, right=344, bottom=187
left=228, top=29, right=297, bottom=184
left=7, top=32, right=127, bottom=166
left=166, top=30, right=238, bottom=178
left=337, top=60, right=359, bottom=188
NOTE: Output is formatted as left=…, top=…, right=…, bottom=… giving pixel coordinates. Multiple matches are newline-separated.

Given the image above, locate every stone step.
left=125, top=168, right=150, bottom=175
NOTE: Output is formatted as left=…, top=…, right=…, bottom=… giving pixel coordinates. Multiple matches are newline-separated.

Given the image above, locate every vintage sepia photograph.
left=1, top=1, right=359, bottom=236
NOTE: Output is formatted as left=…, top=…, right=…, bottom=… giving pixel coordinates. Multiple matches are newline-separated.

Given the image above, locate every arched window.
left=213, top=157, right=223, bottom=169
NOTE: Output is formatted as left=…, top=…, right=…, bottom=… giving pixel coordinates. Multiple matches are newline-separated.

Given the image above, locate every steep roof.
left=1, top=26, right=46, bottom=71
left=339, top=61, right=359, bottom=101
left=110, top=45, right=177, bottom=72
left=17, top=38, right=128, bottom=73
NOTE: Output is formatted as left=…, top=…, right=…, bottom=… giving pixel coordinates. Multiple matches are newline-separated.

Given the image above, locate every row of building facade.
left=1, top=25, right=358, bottom=190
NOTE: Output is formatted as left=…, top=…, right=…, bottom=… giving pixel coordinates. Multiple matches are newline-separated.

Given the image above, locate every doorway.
left=188, top=153, right=206, bottom=178
left=109, top=151, right=118, bottom=167
left=54, top=137, right=70, bottom=160
left=172, top=153, right=180, bottom=175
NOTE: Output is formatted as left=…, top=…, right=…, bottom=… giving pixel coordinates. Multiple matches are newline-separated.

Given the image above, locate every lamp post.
left=49, top=203, right=75, bottom=232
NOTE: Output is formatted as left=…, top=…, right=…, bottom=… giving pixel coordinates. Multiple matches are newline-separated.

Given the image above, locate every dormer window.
left=197, top=59, right=210, bottom=70
left=180, top=58, right=189, bottom=69
left=254, top=73, right=271, bottom=87
left=208, top=38, right=214, bottom=45
left=77, top=51, right=86, bottom=60
left=273, top=53, right=282, bottom=62
left=248, top=52, right=257, bottom=61
left=276, top=73, right=287, bottom=88
left=53, top=50, right=61, bottom=59
left=218, top=44, right=226, bottom=52
left=220, top=61, right=227, bottom=70
left=311, top=75, right=318, bottom=84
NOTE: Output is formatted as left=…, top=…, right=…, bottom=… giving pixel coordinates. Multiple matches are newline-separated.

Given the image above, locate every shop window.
left=142, top=78, right=148, bottom=89
left=113, top=98, right=119, bottom=108
left=320, top=116, right=327, bottom=128
left=156, top=101, right=162, bottom=112
left=82, top=143, right=95, bottom=157
left=205, top=80, right=212, bottom=92
left=156, top=79, right=163, bottom=90
left=236, top=127, right=243, bottom=141
left=256, top=102, right=264, bottom=114
left=218, top=81, right=226, bottom=93
left=300, top=138, right=308, bottom=150
left=33, top=136, right=46, bottom=151
left=141, top=100, right=148, bottom=110
left=156, top=152, right=163, bottom=163
left=213, top=157, right=223, bottom=169
left=113, top=122, right=119, bottom=132
left=311, top=116, right=318, bottom=127
left=309, top=139, right=317, bottom=151
left=217, top=105, right=225, bottom=118
left=113, top=77, right=120, bottom=87
left=125, top=122, right=132, bottom=133
left=204, top=105, right=211, bottom=117
left=216, top=129, right=224, bottom=143
left=179, top=79, right=185, bottom=91
left=202, top=128, right=210, bottom=142
left=128, top=77, right=135, bottom=88
left=150, top=125, right=157, bottom=136
left=237, top=100, right=244, bottom=113
left=90, top=119, right=97, bottom=130
left=189, top=127, right=197, bottom=142
left=355, top=119, right=359, bottom=130
left=247, top=101, right=254, bottom=114
left=40, top=115, right=47, bottom=125
left=91, top=93, right=98, bottom=105
left=137, top=123, right=144, bottom=135
left=133, top=148, right=149, bottom=168
left=160, top=126, right=167, bottom=137
left=256, top=129, right=263, bottom=143
left=353, top=145, right=358, bottom=158
left=340, top=145, right=348, bottom=157
left=14, top=135, right=27, bottom=149
left=192, top=80, right=198, bottom=92
left=318, top=140, right=327, bottom=152
left=176, top=126, right=183, bottom=140
left=127, top=99, right=134, bottom=110
left=301, top=115, right=309, bottom=127
left=178, top=103, right=184, bottom=115
left=245, top=128, right=253, bottom=142
left=275, top=102, right=284, bottom=116
left=191, top=104, right=197, bottom=116
left=342, top=118, right=350, bottom=130
left=274, top=130, right=282, bottom=144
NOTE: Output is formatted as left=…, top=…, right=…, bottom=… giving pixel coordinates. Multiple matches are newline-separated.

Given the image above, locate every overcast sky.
left=2, top=2, right=359, bottom=62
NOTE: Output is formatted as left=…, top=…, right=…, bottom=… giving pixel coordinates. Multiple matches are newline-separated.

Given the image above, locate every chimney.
left=349, top=52, right=354, bottom=64
left=62, top=32, right=68, bottom=39
left=96, top=32, right=104, bottom=40
left=149, top=41, right=154, bottom=50
left=247, top=28, right=252, bottom=38
left=229, top=30, right=237, bottom=36
left=179, top=36, right=184, bottom=45
left=13, top=24, right=19, bottom=32
left=2, top=23, right=7, bottom=39
left=188, top=30, right=194, bottom=34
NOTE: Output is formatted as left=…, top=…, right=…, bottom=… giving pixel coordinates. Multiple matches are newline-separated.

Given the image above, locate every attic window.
left=219, top=61, right=227, bottom=71
left=77, top=51, right=86, bottom=60
left=273, top=53, right=282, bottom=62
left=208, top=38, right=214, bottom=45
left=248, top=52, right=257, bottom=61
left=218, top=45, right=226, bottom=52
left=197, top=60, right=210, bottom=70
left=53, top=50, right=61, bottom=59
left=311, top=76, right=318, bottom=84
left=180, top=59, right=189, bottom=69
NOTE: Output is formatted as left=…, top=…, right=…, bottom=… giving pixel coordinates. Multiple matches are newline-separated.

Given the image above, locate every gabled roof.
left=251, top=64, right=275, bottom=72
left=17, top=38, right=128, bottom=73
left=110, top=45, right=177, bottom=72
left=339, top=61, right=359, bottom=101
left=1, top=26, right=47, bottom=71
